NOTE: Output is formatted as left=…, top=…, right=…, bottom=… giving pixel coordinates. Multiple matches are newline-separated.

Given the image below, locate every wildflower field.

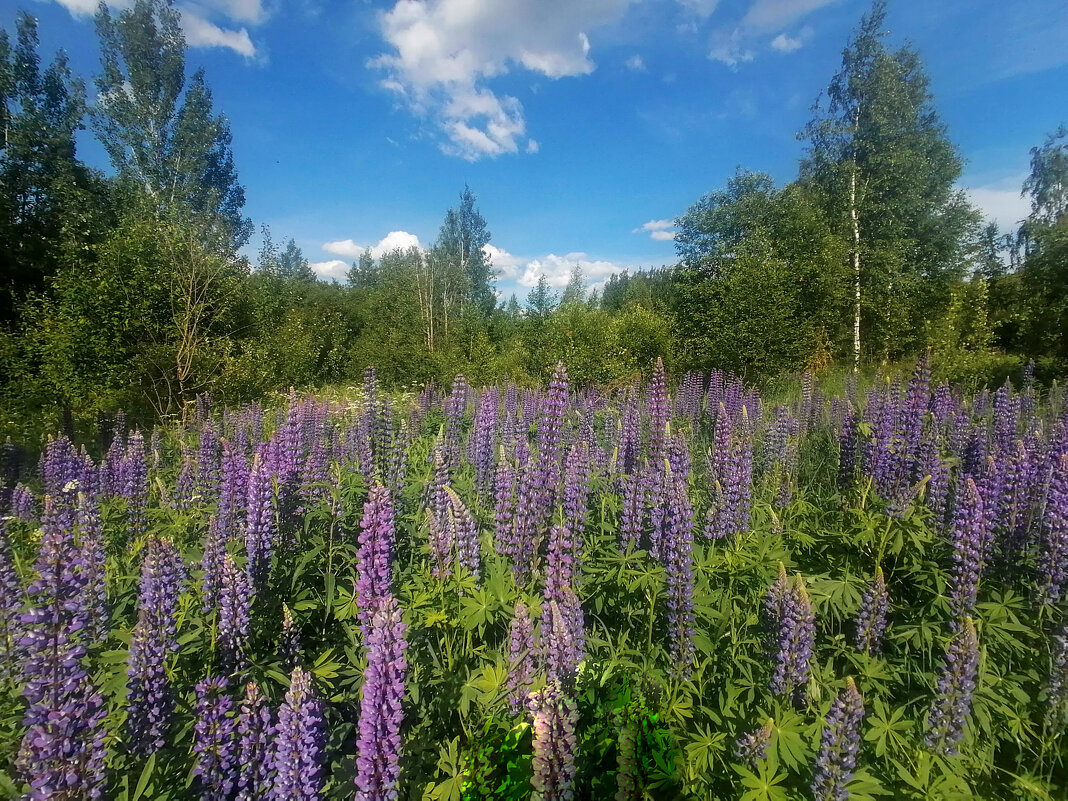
left=1, top=358, right=1066, bottom=800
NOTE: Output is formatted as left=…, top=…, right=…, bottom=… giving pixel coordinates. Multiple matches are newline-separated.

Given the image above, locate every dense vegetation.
left=1, top=358, right=1067, bottom=800
left=0, top=1, right=1065, bottom=440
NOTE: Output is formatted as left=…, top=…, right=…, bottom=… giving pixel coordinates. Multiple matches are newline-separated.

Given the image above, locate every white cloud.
left=48, top=0, right=266, bottom=57
left=633, top=219, right=677, bottom=241
left=770, top=32, right=802, bottom=52
left=323, top=231, right=422, bottom=261
left=709, top=0, right=832, bottom=65
left=518, top=251, right=626, bottom=289
left=371, top=0, right=631, bottom=160
left=310, top=259, right=350, bottom=281
left=963, top=173, right=1030, bottom=231
left=625, top=54, right=646, bottom=71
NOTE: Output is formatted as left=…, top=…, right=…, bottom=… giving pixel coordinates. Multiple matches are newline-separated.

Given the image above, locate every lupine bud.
left=193, top=676, right=238, bottom=801
left=734, top=719, right=774, bottom=768
left=854, top=567, right=889, bottom=655
left=925, top=618, right=980, bottom=755
left=528, top=682, right=579, bottom=801
left=766, top=570, right=815, bottom=699
left=811, top=678, right=865, bottom=801
left=271, top=666, right=327, bottom=800
left=236, top=681, right=274, bottom=801
left=506, top=601, right=536, bottom=714
left=355, top=596, right=408, bottom=801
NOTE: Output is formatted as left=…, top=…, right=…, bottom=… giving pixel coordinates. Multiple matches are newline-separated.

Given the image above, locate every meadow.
left=0, top=357, right=1066, bottom=800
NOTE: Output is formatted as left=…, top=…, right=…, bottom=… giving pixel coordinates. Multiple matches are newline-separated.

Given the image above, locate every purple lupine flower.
left=194, top=676, right=238, bottom=801
left=811, top=678, right=865, bottom=801
left=17, top=495, right=107, bottom=799
left=535, top=363, right=570, bottom=529
left=355, top=596, right=408, bottom=801
left=196, top=421, right=222, bottom=504
left=926, top=617, right=980, bottom=755
left=999, top=438, right=1035, bottom=570
left=244, top=451, right=277, bottom=593
left=446, top=486, right=480, bottom=580
left=734, top=719, right=774, bottom=768
left=280, top=603, right=302, bottom=671
left=494, top=448, right=518, bottom=559
left=506, top=601, right=536, bottom=715
left=1047, top=628, right=1068, bottom=732
left=101, top=436, right=125, bottom=498
left=237, top=681, right=274, bottom=801
left=218, top=553, right=251, bottom=670
left=510, top=440, right=539, bottom=584
left=619, top=389, right=641, bottom=477
left=854, top=567, right=889, bottom=655
left=561, top=442, right=591, bottom=542
left=356, top=484, right=396, bottom=631
left=41, top=435, right=82, bottom=498
left=426, top=446, right=452, bottom=580
left=271, top=666, right=327, bottom=801
left=646, top=358, right=669, bottom=468
left=706, top=409, right=754, bottom=541
left=544, top=524, right=579, bottom=605
left=527, top=682, right=579, bottom=801
left=443, top=373, right=469, bottom=471
left=277, top=392, right=307, bottom=500
left=10, top=482, right=35, bottom=522
left=765, top=569, right=816, bottom=698
left=122, top=432, right=149, bottom=538
left=126, top=536, right=187, bottom=756
left=662, top=467, right=696, bottom=674
left=300, top=435, right=330, bottom=507
left=0, top=518, right=21, bottom=678
left=1038, top=453, right=1068, bottom=605
left=838, top=404, right=859, bottom=491
left=202, top=515, right=227, bottom=615
left=948, top=478, right=985, bottom=620
left=540, top=590, right=585, bottom=685
left=77, top=493, right=109, bottom=642
left=470, top=387, right=500, bottom=497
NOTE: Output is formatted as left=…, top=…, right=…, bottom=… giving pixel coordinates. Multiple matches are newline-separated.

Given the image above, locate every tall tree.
left=526, top=274, right=557, bottom=318
left=93, top=0, right=250, bottom=253
left=0, top=13, right=103, bottom=322
left=279, top=238, right=316, bottom=282
left=433, top=185, right=494, bottom=315
left=560, top=264, right=586, bottom=306
left=801, top=0, right=978, bottom=365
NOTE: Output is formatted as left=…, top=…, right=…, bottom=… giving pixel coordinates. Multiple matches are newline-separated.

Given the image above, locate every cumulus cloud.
left=964, top=173, right=1030, bottom=230
left=371, top=0, right=631, bottom=160
left=48, top=0, right=265, bottom=57
left=323, top=231, right=423, bottom=261
left=310, top=259, right=350, bottom=281
left=633, top=219, right=677, bottom=241
left=709, top=0, right=832, bottom=65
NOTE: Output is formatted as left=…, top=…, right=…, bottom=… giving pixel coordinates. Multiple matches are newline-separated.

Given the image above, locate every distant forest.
left=0, top=0, right=1064, bottom=432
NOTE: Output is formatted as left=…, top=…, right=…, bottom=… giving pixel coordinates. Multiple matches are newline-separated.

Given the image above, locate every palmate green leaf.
left=458, top=588, right=495, bottom=634
left=684, top=724, right=726, bottom=780
left=734, top=755, right=789, bottom=801
left=768, top=705, right=811, bottom=772
left=865, top=697, right=914, bottom=759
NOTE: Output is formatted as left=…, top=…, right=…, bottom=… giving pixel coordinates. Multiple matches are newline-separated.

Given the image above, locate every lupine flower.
left=244, top=451, right=277, bottom=593
left=11, top=482, right=35, bottom=521
left=126, top=536, right=187, bottom=756
left=535, top=363, right=570, bottom=532
left=18, top=495, right=107, bottom=799
left=196, top=422, right=222, bottom=504
left=443, top=373, right=469, bottom=471
left=646, top=358, right=669, bottom=468
left=446, top=486, right=480, bottom=580
left=0, top=519, right=21, bottom=679
left=540, top=590, right=585, bottom=685
left=193, top=676, right=238, bottom=801
left=77, top=493, right=109, bottom=642
left=237, top=681, right=274, bottom=801
left=734, top=719, right=774, bottom=768
left=1047, top=628, right=1068, bottom=732
left=619, top=468, right=647, bottom=552
left=218, top=553, right=251, bottom=670
left=122, top=432, right=149, bottom=537
left=811, top=678, right=865, bottom=801
left=765, top=568, right=816, bottom=699
left=1038, top=453, right=1068, bottom=605
left=356, top=484, right=396, bottom=630
left=494, top=449, right=517, bottom=557
left=854, top=567, right=889, bottom=655
left=202, top=515, right=227, bottom=615
left=948, top=478, right=985, bottom=619
left=280, top=603, right=302, bottom=671
left=174, top=449, right=195, bottom=511
left=506, top=601, right=536, bottom=715
left=271, top=666, right=327, bottom=801
left=562, top=442, right=591, bottom=543
left=838, top=404, right=859, bottom=491
left=470, top=388, right=500, bottom=497
left=527, top=682, right=579, bottom=801
left=619, top=391, right=641, bottom=477
left=926, top=617, right=980, bottom=755
left=426, top=446, right=452, bottom=579
left=355, top=596, right=408, bottom=801
left=545, top=523, right=580, bottom=605
left=661, top=467, right=696, bottom=674
left=510, top=440, right=540, bottom=583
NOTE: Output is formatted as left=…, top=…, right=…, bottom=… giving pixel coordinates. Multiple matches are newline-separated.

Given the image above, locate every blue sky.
left=8, top=0, right=1068, bottom=299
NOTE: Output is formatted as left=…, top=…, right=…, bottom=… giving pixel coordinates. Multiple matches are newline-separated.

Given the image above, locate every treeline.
left=0, top=0, right=1064, bottom=434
